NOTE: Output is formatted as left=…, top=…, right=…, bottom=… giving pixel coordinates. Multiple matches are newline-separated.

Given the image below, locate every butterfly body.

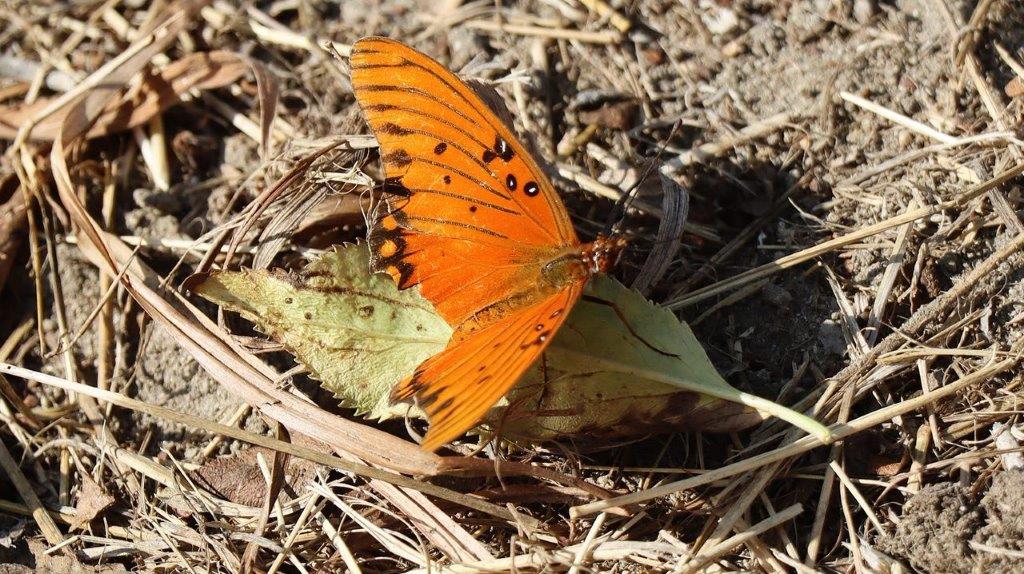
left=352, top=37, right=624, bottom=450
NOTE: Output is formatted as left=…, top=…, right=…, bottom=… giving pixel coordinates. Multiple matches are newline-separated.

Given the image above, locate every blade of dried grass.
left=311, top=482, right=426, bottom=567
left=660, top=111, right=796, bottom=174
left=464, top=19, right=621, bottom=43
left=567, top=512, right=607, bottom=574
left=804, top=387, right=852, bottom=566
left=369, top=481, right=495, bottom=562
left=0, top=174, right=26, bottom=291
left=829, top=460, right=886, bottom=534
left=840, top=91, right=958, bottom=144
left=247, top=57, right=278, bottom=159
left=865, top=211, right=915, bottom=346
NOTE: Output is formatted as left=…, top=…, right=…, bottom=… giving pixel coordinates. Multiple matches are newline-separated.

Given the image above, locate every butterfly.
left=351, top=37, right=626, bottom=451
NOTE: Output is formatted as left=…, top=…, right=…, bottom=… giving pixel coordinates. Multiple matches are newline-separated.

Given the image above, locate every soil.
left=2, top=0, right=1024, bottom=571
left=880, top=471, right=1024, bottom=573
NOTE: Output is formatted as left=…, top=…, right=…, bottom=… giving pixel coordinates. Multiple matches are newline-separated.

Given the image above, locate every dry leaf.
left=190, top=437, right=322, bottom=506
left=1006, top=76, right=1024, bottom=98
left=29, top=539, right=127, bottom=573
left=0, top=174, right=27, bottom=292
left=69, top=476, right=115, bottom=531
left=0, top=51, right=247, bottom=141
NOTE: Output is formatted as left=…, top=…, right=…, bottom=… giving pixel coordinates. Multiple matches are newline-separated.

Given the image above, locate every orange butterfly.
left=351, top=37, right=626, bottom=451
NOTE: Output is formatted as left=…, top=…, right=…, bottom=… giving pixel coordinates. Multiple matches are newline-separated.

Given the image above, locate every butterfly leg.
left=581, top=294, right=679, bottom=357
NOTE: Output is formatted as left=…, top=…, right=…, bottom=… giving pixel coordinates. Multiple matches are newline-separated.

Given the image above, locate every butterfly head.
left=584, top=235, right=629, bottom=274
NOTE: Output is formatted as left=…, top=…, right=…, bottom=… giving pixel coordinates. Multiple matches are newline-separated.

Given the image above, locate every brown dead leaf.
left=0, top=174, right=26, bottom=292
left=292, top=193, right=370, bottom=248
left=1007, top=76, right=1024, bottom=98
left=0, top=51, right=248, bottom=141
left=578, top=99, right=639, bottom=130
left=190, top=436, right=322, bottom=506
left=69, top=476, right=115, bottom=531
left=29, top=539, right=127, bottom=573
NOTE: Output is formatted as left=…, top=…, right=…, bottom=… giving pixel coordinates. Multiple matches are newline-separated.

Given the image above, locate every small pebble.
left=762, top=283, right=793, bottom=308
left=133, top=188, right=183, bottom=214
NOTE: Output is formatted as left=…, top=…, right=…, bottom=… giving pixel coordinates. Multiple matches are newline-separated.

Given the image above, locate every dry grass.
left=2, top=0, right=1024, bottom=572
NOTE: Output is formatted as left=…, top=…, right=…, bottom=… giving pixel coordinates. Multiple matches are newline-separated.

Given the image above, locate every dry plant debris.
left=0, top=0, right=1023, bottom=572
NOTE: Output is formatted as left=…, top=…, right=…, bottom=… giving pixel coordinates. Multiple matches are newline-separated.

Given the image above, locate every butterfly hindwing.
left=351, top=37, right=579, bottom=325
left=392, top=286, right=581, bottom=451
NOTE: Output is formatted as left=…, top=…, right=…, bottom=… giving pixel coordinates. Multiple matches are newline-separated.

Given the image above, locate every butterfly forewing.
left=352, top=37, right=579, bottom=325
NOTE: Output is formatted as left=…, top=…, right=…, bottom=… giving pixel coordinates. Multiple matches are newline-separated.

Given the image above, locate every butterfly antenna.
left=602, top=119, right=684, bottom=237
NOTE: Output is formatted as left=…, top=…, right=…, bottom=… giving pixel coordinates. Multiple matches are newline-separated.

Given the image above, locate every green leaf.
left=193, top=244, right=830, bottom=443
left=193, top=244, right=450, bottom=418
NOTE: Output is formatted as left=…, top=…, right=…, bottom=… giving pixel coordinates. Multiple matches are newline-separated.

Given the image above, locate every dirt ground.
left=2, top=0, right=1024, bottom=572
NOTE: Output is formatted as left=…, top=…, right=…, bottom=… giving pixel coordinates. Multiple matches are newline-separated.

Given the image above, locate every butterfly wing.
left=351, top=37, right=579, bottom=326
left=392, top=285, right=581, bottom=451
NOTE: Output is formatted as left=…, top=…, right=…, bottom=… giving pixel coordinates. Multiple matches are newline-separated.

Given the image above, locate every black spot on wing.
left=494, top=135, right=514, bottom=161
left=433, top=142, right=447, bottom=155
left=380, top=176, right=411, bottom=197
left=506, top=174, right=517, bottom=191
left=524, top=181, right=539, bottom=197
left=383, top=149, right=413, bottom=168
left=377, top=122, right=413, bottom=136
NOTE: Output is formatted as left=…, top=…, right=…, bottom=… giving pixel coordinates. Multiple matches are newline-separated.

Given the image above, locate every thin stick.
left=805, top=387, right=853, bottom=565
left=577, top=0, right=632, bottom=32
left=96, top=166, right=117, bottom=395
left=463, top=20, right=620, bottom=44
left=829, top=460, right=886, bottom=534
left=568, top=512, right=607, bottom=574
left=840, top=91, right=958, bottom=144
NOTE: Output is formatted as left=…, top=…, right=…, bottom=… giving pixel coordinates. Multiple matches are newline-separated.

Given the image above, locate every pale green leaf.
left=193, top=244, right=450, bottom=418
